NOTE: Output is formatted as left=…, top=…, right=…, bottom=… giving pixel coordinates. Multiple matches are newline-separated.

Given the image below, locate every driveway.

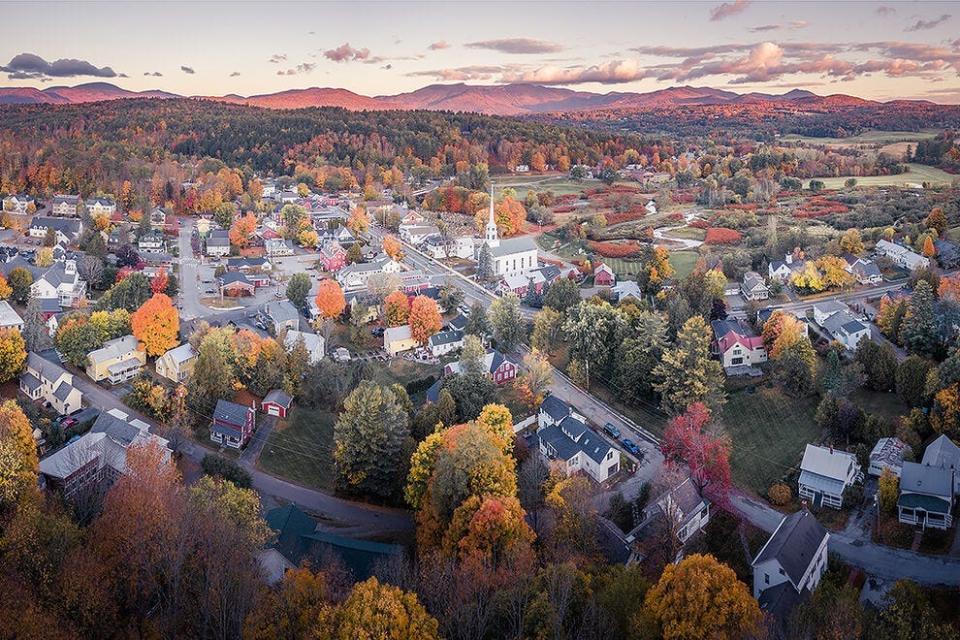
left=731, top=491, right=960, bottom=585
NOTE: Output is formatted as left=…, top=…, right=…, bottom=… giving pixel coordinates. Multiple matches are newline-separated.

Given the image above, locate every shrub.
left=587, top=240, right=643, bottom=258
left=201, top=454, right=252, bottom=488
left=768, top=483, right=792, bottom=506
left=704, top=227, right=743, bottom=245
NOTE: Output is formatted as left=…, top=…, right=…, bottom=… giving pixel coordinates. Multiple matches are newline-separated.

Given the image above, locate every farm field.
left=258, top=407, right=337, bottom=491
left=720, top=387, right=820, bottom=494
left=782, top=130, right=938, bottom=147
left=803, top=163, right=956, bottom=189
left=492, top=174, right=602, bottom=196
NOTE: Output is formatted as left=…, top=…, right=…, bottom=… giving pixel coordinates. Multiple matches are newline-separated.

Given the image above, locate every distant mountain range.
left=0, top=81, right=933, bottom=116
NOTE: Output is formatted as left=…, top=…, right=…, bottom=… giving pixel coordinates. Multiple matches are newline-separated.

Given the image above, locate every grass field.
left=783, top=130, right=938, bottom=147
left=720, top=387, right=820, bottom=494
left=661, top=227, right=706, bottom=241
left=668, top=251, right=700, bottom=279
left=259, top=407, right=337, bottom=491
left=371, top=359, right=441, bottom=388
left=850, top=389, right=909, bottom=422
left=804, top=163, right=957, bottom=189
left=492, top=174, right=602, bottom=196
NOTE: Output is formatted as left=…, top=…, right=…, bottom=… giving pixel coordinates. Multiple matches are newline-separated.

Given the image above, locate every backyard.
left=258, top=407, right=337, bottom=492
left=720, top=386, right=820, bottom=494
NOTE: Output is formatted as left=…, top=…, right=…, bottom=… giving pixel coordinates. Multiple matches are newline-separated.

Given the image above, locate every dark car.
left=622, top=439, right=641, bottom=456
left=371, top=326, right=385, bottom=337
left=603, top=422, right=621, bottom=439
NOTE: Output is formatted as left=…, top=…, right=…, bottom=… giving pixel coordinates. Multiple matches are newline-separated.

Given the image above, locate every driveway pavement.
left=731, top=491, right=960, bottom=585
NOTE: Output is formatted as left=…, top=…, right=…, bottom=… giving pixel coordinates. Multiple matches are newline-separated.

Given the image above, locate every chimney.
left=64, top=259, right=76, bottom=275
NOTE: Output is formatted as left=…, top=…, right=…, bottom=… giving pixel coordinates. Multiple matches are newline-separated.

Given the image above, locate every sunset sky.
left=3, top=0, right=960, bottom=102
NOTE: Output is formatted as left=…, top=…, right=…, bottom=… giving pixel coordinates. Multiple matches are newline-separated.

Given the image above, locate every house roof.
left=53, top=380, right=76, bottom=402
left=488, top=235, right=538, bottom=258
left=284, top=330, right=323, bottom=354
left=263, top=300, right=299, bottom=323
left=263, top=389, right=293, bottom=409
left=655, top=477, right=708, bottom=527
left=161, top=342, right=197, bottom=365
left=214, top=399, right=252, bottom=427
left=922, top=435, right=960, bottom=471
left=578, top=429, right=613, bottom=464
left=800, top=444, right=858, bottom=481
left=611, top=280, right=643, bottom=300
left=88, top=335, right=138, bottom=364
left=540, top=395, right=571, bottom=421
left=429, top=329, right=464, bottom=347
left=53, top=194, right=80, bottom=205
left=220, top=272, right=253, bottom=287
left=20, top=371, right=41, bottom=393
left=711, top=318, right=764, bottom=352
left=0, top=300, right=23, bottom=327
left=208, top=229, right=230, bottom=246
left=30, top=216, right=82, bottom=235
left=752, top=509, right=828, bottom=587
left=538, top=424, right=582, bottom=461
left=742, top=271, right=767, bottom=291
left=813, top=300, right=849, bottom=316
left=897, top=492, right=952, bottom=513
left=384, top=325, right=412, bottom=343
left=900, top=461, right=954, bottom=499
left=870, top=437, right=910, bottom=469
left=447, top=314, right=468, bottom=331
left=39, top=432, right=106, bottom=479
left=559, top=414, right=587, bottom=440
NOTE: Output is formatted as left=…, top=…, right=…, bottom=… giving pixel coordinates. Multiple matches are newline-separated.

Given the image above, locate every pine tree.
left=899, top=280, right=939, bottom=358
left=476, top=244, right=494, bottom=283
left=20, top=298, right=51, bottom=352
left=653, top=316, right=725, bottom=415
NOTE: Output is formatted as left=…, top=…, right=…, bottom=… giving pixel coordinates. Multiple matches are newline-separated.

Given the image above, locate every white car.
left=332, top=347, right=351, bottom=363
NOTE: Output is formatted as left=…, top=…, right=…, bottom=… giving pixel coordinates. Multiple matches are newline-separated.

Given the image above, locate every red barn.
left=261, top=389, right=293, bottom=418
left=594, top=263, right=616, bottom=286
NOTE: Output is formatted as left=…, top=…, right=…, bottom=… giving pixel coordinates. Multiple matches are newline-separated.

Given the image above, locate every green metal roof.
left=898, top=493, right=951, bottom=513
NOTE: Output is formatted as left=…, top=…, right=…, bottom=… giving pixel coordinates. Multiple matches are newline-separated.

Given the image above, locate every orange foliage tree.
left=229, top=213, right=257, bottom=248
left=939, top=274, right=960, bottom=303
left=131, top=293, right=180, bottom=357
left=0, top=274, right=11, bottom=299
left=383, top=234, right=403, bottom=260
left=314, top=279, right=346, bottom=320
left=408, top=295, right=441, bottom=345
left=384, top=290, right=410, bottom=327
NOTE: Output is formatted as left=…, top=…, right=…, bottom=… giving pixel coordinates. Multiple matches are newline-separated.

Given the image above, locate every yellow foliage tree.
left=297, top=228, right=319, bottom=249
left=347, top=207, right=370, bottom=235
left=383, top=234, right=403, bottom=260
left=0, top=275, right=10, bottom=299
left=383, top=290, right=410, bottom=327
left=642, top=553, right=762, bottom=640
left=0, top=400, right=39, bottom=506
left=332, top=577, right=439, bottom=640
left=0, top=328, right=26, bottom=383
left=131, top=293, right=180, bottom=357
left=408, top=295, right=441, bottom=345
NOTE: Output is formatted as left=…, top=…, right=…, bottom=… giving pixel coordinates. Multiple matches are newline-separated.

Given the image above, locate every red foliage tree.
left=703, top=227, right=743, bottom=245
left=660, top=402, right=732, bottom=504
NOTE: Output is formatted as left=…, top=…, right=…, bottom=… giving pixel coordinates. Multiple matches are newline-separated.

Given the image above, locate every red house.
left=594, top=263, right=616, bottom=286
left=445, top=350, right=517, bottom=385
left=211, top=399, right=255, bottom=449
left=261, top=389, right=293, bottom=418
left=318, top=241, right=348, bottom=272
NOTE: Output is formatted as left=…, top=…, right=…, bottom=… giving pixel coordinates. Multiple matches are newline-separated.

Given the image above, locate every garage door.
left=266, top=405, right=281, bottom=417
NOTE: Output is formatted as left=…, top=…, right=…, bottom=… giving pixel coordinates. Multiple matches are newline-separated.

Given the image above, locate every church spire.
left=485, top=183, right=499, bottom=247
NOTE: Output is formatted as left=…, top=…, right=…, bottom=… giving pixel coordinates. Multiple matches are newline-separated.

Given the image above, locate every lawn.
left=668, top=251, right=700, bottom=279
left=782, top=130, right=938, bottom=147
left=258, top=407, right=337, bottom=492
left=661, top=227, right=706, bottom=241
left=491, top=174, right=603, bottom=196
left=850, top=389, right=909, bottom=422
left=370, top=359, right=441, bottom=388
left=804, top=164, right=957, bottom=189
left=720, top=387, right=820, bottom=494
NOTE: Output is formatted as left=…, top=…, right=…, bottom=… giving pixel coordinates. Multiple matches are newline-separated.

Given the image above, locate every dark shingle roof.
left=214, top=399, right=251, bottom=428
left=540, top=395, right=571, bottom=421
left=753, top=509, right=827, bottom=586
left=263, top=389, right=293, bottom=409
left=538, top=424, right=582, bottom=461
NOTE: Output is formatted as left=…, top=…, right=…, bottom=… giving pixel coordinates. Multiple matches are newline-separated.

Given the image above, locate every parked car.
left=603, top=423, right=621, bottom=439
left=332, top=347, right=351, bottom=363
left=370, top=326, right=385, bottom=337
left=622, top=439, right=641, bottom=456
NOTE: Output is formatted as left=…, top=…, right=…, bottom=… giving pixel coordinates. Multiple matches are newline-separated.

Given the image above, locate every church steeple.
left=485, top=184, right=499, bottom=247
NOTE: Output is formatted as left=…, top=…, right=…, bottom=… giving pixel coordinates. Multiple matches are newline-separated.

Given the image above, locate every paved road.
left=731, top=491, right=960, bottom=585
left=383, top=231, right=665, bottom=475
left=44, top=352, right=414, bottom=536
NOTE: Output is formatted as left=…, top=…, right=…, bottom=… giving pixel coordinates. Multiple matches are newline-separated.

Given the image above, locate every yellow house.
left=87, top=335, right=146, bottom=384
left=156, top=343, right=198, bottom=383
left=384, top=325, right=418, bottom=356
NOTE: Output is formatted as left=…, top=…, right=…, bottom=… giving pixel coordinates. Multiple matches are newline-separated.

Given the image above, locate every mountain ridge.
left=0, top=80, right=941, bottom=116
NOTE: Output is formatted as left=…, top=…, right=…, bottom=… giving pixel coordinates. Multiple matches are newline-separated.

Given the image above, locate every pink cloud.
left=323, top=43, right=371, bottom=63
left=710, top=0, right=751, bottom=22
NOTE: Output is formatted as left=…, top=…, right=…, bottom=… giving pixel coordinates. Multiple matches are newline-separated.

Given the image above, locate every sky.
left=2, top=0, right=960, bottom=102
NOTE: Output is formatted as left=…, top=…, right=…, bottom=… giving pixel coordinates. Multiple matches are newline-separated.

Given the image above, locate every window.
left=764, top=574, right=769, bottom=584
left=779, top=568, right=785, bottom=576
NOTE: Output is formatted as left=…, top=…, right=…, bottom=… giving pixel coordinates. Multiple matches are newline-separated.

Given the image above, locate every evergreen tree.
left=476, top=244, right=494, bottom=283
left=900, top=280, right=940, bottom=358
left=489, top=293, right=525, bottom=351
left=464, top=302, right=490, bottom=337
left=20, top=298, right=51, bottom=352
left=334, top=381, right=410, bottom=499
left=653, top=316, right=725, bottom=415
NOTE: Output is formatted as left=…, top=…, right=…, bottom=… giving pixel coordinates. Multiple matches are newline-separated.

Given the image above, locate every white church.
left=478, top=189, right=539, bottom=277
